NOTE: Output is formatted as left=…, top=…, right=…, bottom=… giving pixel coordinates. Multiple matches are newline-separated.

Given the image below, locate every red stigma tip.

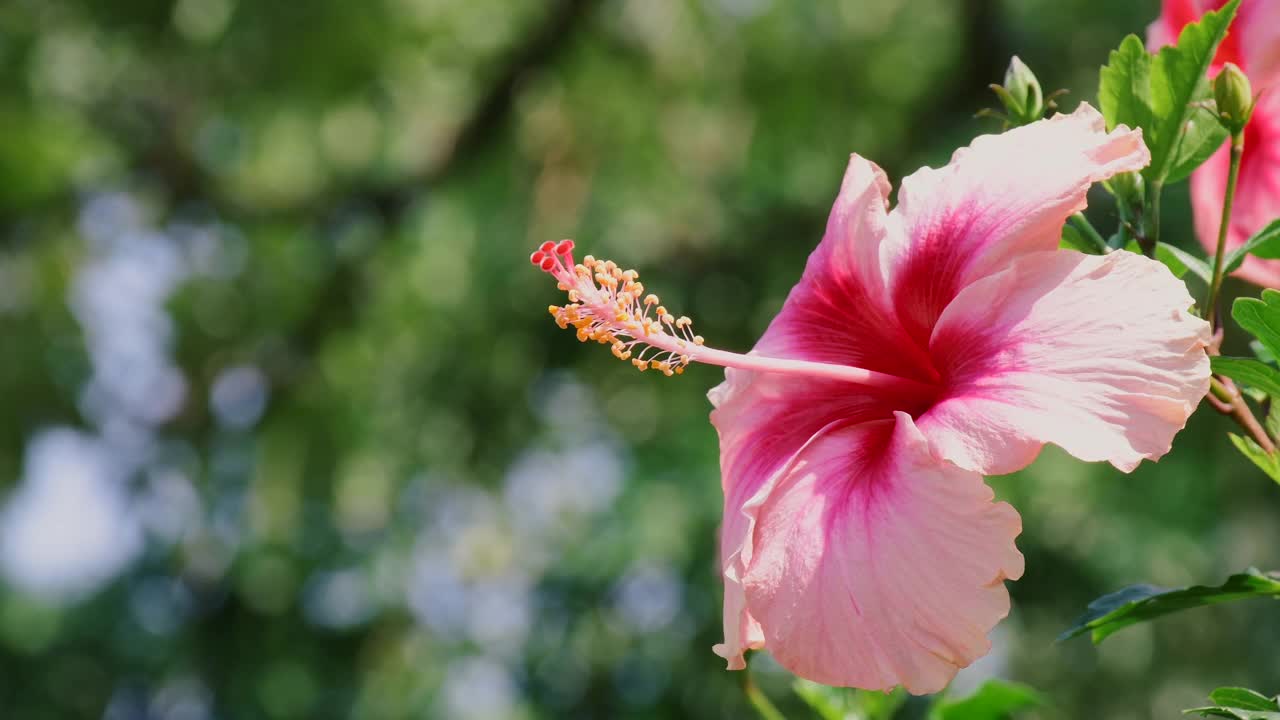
left=555, top=239, right=575, bottom=255
left=530, top=251, right=546, bottom=265
left=539, top=240, right=556, bottom=253
left=539, top=256, right=557, bottom=272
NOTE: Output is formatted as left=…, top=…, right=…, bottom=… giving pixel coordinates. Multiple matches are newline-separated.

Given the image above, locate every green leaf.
left=928, top=680, right=1043, bottom=720
left=1099, top=35, right=1154, bottom=137
left=990, top=85, right=1023, bottom=118
left=1152, top=243, right=1192, bottom=278
left=794, top=680, right=905, bottom=720
left=1146, top=0, right=1240, bottom=183
left=1209, top=688, right=1280, bottom=712
left=1211, top=356, right=1280, bottom=398
left=1160, top=242, right=1214, bottom=283
left=1121, top=241, right=1212, bottom=282
left=1066, top=215, right=1111, bottom=254
left=792, top=680, right=852, bottom=720
left=1224, top=219, right=1280, bottom=275
left=1060, top=224, right=1093, bottom=252
left=1165, top=104, right=1230, bottom=183
left=1228, top=433, right=1280, bottom=484
left=1265, top=392, right=1280, bottom=438
left=1252, top=340, right=1277, bottom=364
left=1097, top=7, right=1237, bottom=183
left=1233, top=290, right=1280, bottom=360
left=1059, top=569, right=1280, bottom=644
left=1187, top=690, right=1280, bottom=720
left=1186, top=708, right=1280, bottom=720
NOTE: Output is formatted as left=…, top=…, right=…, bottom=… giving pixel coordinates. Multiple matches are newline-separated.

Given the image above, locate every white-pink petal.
left=736, top=412, right=1023, bottom=693
left=922, top=249, right=1211, bottom=475
left=884, top=104, right=1149, bottom=342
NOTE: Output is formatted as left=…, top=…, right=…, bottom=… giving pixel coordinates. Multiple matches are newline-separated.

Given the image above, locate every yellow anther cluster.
left=545, top=254, right=701, bottom=377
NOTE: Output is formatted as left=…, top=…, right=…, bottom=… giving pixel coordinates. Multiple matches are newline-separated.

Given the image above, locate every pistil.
left=531, top=240, right=936, bottom=396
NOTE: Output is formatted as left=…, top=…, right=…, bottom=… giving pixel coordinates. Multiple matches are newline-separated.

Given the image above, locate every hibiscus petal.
left=1238, top=0, right=1280, bottom=84
left=922, top=249, right=1211, bottom=475
left=710, top=156, right=934, bottom=665
left=1147, top=0, right=1280, bottom=82
left=1146, top=0, right=1200, bottom=53
left=885, top=103, right=1149, bottom=343
left=710, top=371, right=904, bottom=669
left=750, top=154, right=935, bottom=381
left=734, top=412, right=1023, bottom=693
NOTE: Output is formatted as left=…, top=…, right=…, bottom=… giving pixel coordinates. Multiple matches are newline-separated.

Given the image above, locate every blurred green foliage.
left=0, top=0, right=1278, bottom=718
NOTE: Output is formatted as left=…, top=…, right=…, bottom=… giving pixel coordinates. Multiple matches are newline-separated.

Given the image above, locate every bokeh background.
left=2, top=0, right=1278, bottom=718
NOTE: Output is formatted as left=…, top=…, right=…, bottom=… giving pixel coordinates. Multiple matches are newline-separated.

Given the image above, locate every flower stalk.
left=1209, top=376, right=1276, bottom=453
left=1206, top=130, right=1246, bottom=331
left=1142, top=180, right=1162, bottom=257
left=742, top=666, right=785, bottom=720
left=1201, top=111, right=1277, bottom=452
left=1070, top=212, right=1110, bottom=254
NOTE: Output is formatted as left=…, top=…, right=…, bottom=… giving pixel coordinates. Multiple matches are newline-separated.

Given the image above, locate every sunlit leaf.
left=1097, top=2, right=1237, bottom=184
left=928, top=680, right=1043, bottom=720
left=1186, top=687, right=1280, bottom=719
left=1160, top=242, right=1214, bottom=284
left=1121, top=241, right=1211, bottom=282
left=1224, top=219, right=1280, bottom=274
left=1099, top=35, right=1154, bottom=137
left=792, top=680, right=854, bottom=720
left=1060, top=569, right=1280, bottom=644
left=1228, top=434, right=1280, bottom=484
left=1165, top=104, right=1230, bottom=184
left=1182, top=702, right=1280, bottom=712
left=1060, top=224, right=1094, bottom=252
left=1252, top=340, right=1277, bottom=364
left=1211, top=357, right=1280, bottom=398
left=793, top=680, right=905, bottom=720
left=1209, top=688, right=1280, bottom=712
left=1233, top=290, right=1280, bottom=360
left=1146, top=0, right=1240, bottom=183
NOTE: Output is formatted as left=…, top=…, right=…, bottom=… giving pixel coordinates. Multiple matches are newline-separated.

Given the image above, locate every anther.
left=533, top=241, right=697, bottom=379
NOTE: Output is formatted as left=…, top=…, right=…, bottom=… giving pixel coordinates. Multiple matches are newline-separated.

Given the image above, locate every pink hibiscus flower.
left=1149, top=0, right=1280, bottom=286
left=532, top=104, right=1211, bottom=693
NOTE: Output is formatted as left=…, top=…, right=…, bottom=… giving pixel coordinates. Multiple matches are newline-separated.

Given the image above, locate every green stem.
left=1115, top=196, right=1137, bottom=249
left=1069, top=212, right=1110, bottom=254
left=1143, top=180, right=1163, bottom=257
left=743, top=670, right=786, bottom=720
left=1206, top=131, right=1246, bottom=332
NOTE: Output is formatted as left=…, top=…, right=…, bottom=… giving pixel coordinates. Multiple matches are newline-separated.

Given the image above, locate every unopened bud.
left=1107, top=171, right=1144, bottom=206
left=1214, top=62, right=1254, bottom=133
left=1004, top=57, right=1044, bottom=121
left=980, top=56, right=1065, bottom=129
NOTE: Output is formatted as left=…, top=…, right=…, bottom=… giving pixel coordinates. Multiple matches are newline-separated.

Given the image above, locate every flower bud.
left=980, top=57, right=1064, bottom=129
left=1003, top=56, right=1044, bottom=121
left=1107, top=171, right=1144, bottom=206
left=1214, top=62, right=1254, bottom=134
